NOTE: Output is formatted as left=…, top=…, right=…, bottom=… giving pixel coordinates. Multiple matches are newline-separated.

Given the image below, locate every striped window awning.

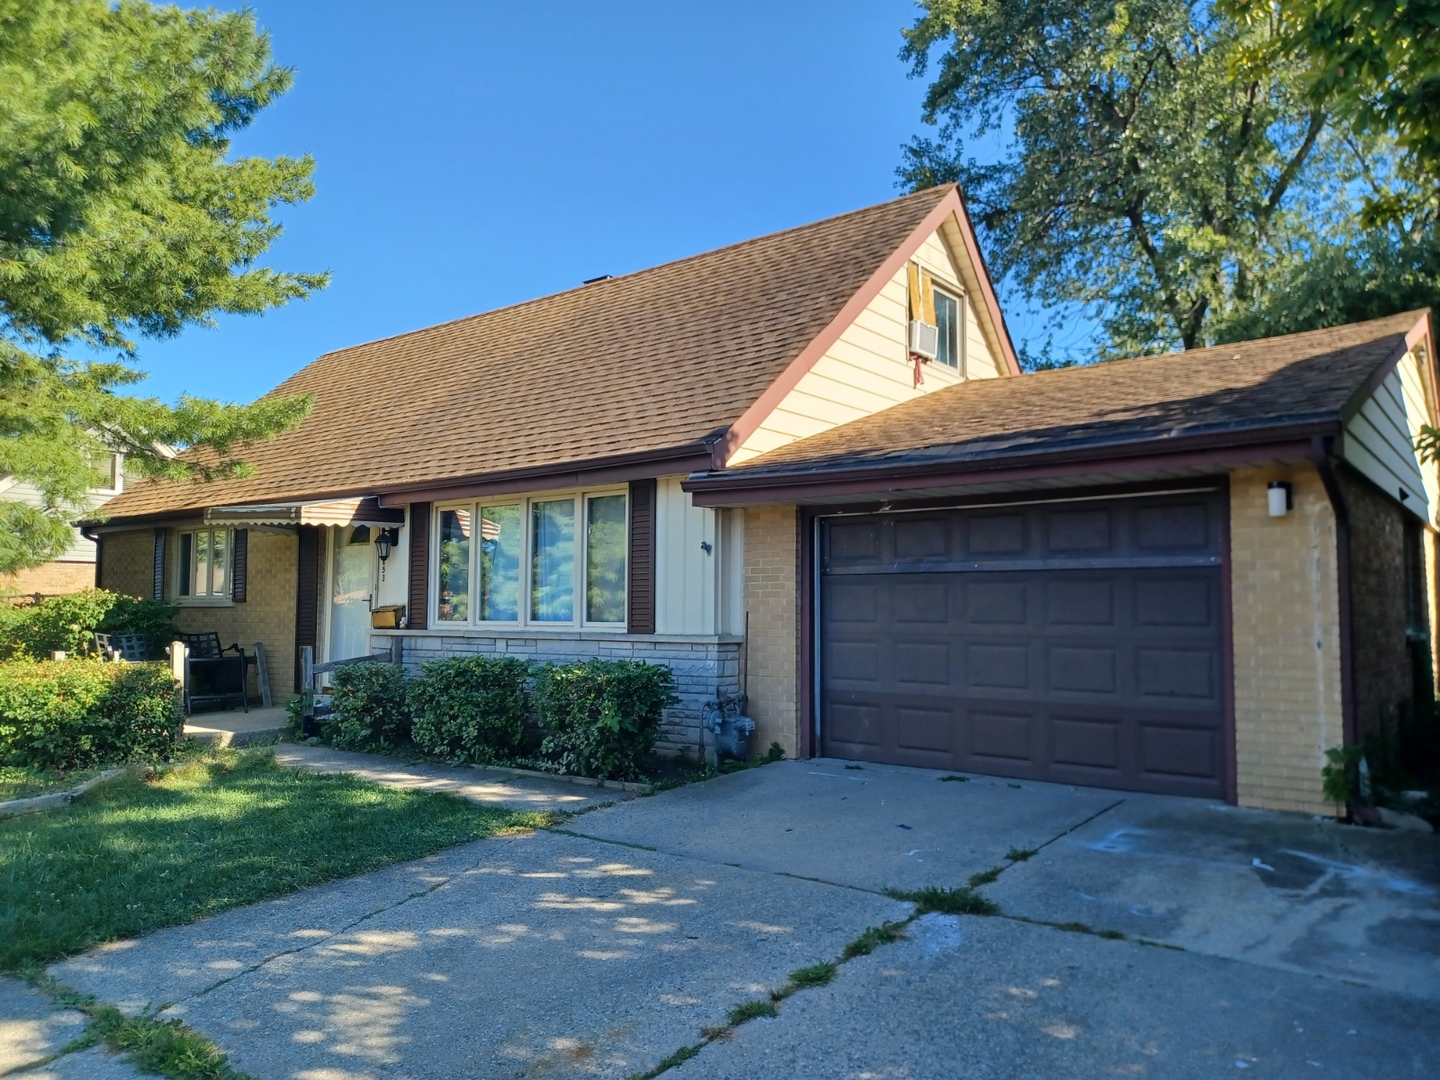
left=203, top=497, right=406, bottom=528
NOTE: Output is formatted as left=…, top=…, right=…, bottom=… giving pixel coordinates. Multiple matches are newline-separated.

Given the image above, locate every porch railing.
left=297, top=638, right=403, bottom=735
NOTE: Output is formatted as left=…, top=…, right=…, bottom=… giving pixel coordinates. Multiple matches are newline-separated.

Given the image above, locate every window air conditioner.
left=909, top=319, right=939, bottom=360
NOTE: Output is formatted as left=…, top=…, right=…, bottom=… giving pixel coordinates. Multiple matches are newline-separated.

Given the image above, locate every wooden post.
left=251, top=642, right=273, bottom=709
left=169, top=641, right=188, bottom=717
left=299, top=645, right=315, bottom=734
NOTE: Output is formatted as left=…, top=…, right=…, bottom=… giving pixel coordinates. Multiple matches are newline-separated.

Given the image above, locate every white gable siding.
left=0, top=472, right=123, bottom=563
left=729, top=218, right=1007, bottom=465
left=654, top=475, right=719, bottom=634
left=1341, top=347, right=1438, bottom=525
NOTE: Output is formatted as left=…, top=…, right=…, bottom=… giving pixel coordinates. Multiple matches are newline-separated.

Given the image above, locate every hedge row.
left=326, top=657, right=678, bottom=781
left=0, top=590, right=179, bottom=661
left=0, top=659, right=182, bottom=771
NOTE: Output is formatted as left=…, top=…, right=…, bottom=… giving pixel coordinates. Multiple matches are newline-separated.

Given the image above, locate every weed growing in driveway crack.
left=727, top=999, right=779, bottom=1025
left=628, top=1043, right=705, bottom=1079
left=1005, top=846, right=1039, bottom=862
left=967, top=866, right=1002, bottom=887
left=770, top=961, right=838, bottom=1000
left=23, top=971, right=249, bottom=1080
left=842, top=919, right=909, bottom=959
left=885, top=886, right=999, bottom=917
left=940, top=774, right=969, bottom=782
left=843, top=764, right=865, bottom=770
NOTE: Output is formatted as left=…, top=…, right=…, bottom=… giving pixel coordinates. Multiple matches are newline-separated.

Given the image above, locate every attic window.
left=934, top=288, right=964, bottom=372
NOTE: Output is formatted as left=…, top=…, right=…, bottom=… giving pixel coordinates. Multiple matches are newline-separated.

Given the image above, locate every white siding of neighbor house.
left=1341, top=347, right=1438, bottom=526
left=729, top=217, right=1008, bottom=465
left=0, top=467, right=124, bottom=563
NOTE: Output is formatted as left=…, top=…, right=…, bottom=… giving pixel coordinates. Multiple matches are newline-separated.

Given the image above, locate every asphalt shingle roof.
left=710, top=311, right=1429, bottom=481
left=102, top=186, right=955, bottom=519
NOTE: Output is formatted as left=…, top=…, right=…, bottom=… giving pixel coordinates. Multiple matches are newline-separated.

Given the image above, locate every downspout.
left=80, top=526, right=102, bottom=590
left=1310, top=436, right=1357, bottom=746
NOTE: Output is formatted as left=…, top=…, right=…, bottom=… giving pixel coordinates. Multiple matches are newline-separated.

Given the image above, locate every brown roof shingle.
left=103, top=186, right=955, bottom=519
left=702, top=311, right=1431, bottom=482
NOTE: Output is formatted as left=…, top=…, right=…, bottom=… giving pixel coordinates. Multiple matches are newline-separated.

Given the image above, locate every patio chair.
left=92, top=631, right=148, bottom=662
left=177, top=631, right=249, bottom=715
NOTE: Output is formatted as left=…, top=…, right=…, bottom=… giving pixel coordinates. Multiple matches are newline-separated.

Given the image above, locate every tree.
left=0, top=0, right=325, bottom=574
left=1229, top=0, right=1440, bottom=224
left=898, top=1, right=1437, bottom=360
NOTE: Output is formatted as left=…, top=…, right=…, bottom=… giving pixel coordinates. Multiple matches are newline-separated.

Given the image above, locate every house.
left=89, top=184, right=1439, bottom=814
left=3, top=451, right=128, bottom=597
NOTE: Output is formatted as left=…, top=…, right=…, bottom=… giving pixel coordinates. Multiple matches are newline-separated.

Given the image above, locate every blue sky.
left=120, top=0, right=1072, bottom=405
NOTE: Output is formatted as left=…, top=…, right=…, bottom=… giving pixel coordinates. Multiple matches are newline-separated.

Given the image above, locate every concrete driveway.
left=36, top=759, right=1440, bottom=1078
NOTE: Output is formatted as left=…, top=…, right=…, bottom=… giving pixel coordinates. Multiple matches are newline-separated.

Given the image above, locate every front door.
left=329, top=526, right=375, bottom=662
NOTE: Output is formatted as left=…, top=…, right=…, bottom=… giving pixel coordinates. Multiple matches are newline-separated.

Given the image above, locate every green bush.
left=535, top=660, right=677, bottom=781
left=409, top=655, right=530, bottom=764
left=328, top=662, right=412, bottom=751
left=0, top=590, right=178, bottom=661
left=0, top=659, right=181, bottom=770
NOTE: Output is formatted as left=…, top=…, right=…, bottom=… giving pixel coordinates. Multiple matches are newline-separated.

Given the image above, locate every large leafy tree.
left=0, top=0, right=324, bottom=574
left=899, top=0, right=1439, bottom=361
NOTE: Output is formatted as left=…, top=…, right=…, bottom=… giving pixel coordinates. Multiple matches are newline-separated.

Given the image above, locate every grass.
left=785, top=961, right=838, bottom=990
left=885, top=885, right=999, bottom=917
left=939, top=774, right=969, bottom=782
left=1005, top=846, right=1039, bottom=862
left=0, top=764, right=106, bottom=801
left=0, top=749, right=549, bottom=971
left=726, top=999, right=778, bottom=1025
left=841, top=920, right=908, bottom=959
left=967, top=867, right=1002, bottom=887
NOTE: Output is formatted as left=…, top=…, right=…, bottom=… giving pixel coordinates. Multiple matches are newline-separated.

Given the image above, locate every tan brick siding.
left=171, top=530, right=298, bottom=703
left=1230, top=466, right=1344, bottom=813
left=101, top=527, right=297, bottom=703
left=1340, top=471, right=1424, bottom=740
left=98, top=529, right=157, bottom=599
left=3, top=560, right=95, bottom=598
left=743, top=505, right=800, bottom=756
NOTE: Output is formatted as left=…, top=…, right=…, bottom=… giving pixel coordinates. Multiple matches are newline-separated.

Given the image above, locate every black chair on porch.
left=177, top=631, right=249, bottom=715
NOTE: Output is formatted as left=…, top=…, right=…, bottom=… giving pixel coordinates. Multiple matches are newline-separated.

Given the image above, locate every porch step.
left=184, top=706, right=291, bottom=749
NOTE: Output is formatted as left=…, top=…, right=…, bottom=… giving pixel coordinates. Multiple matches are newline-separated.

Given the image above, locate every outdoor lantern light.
left=375, top=527, right=399, bottom=563
left=1267, top=481, right=1293, bottom=517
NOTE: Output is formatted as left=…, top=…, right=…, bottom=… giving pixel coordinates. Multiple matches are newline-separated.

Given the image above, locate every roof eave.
left=683, top=419, right=1339, bottom=506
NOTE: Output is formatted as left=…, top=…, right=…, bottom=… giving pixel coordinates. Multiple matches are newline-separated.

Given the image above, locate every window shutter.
left=907, top=263, right=922, bottom=320
left=231, top=529, right=248, bottom=603
left=408, top=503, right=431, bottom=630
left=152, top=529, right=165, bottom=600
left=627, top=479, right=656, bottom=634
left=920, top=268, right=937, bottom=325
left=295, top=526, right=320, bottom=690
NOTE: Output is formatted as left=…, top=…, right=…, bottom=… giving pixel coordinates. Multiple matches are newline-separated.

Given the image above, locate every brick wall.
left=743, top=505, right=800, bottom=757
left=374, top=630, right=740, bottom=757
left=1340, top=470, right=1422, bottom=740
left=97, top=529, right=156, bottom=599
left=3, top=560, right=95, bottom=598
left=172, top=530, right=298, bottom=703
left=1230, top=466, right=1345, bottom=813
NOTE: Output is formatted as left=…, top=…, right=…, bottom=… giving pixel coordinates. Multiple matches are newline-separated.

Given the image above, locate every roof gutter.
left=684, top=421, right=1337, bottom=505
left=1310, top=434, right=1358, bottom=748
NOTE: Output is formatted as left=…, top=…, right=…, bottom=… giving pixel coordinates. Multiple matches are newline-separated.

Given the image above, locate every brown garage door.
left=819, top=491, right=1228, bottom=798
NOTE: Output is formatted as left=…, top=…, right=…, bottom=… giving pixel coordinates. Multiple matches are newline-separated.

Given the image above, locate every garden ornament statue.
left=701, top=690, right=754, bottom=766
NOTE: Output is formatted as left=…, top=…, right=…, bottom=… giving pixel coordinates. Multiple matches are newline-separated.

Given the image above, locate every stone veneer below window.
left=369, top=630, right=742, bottom=757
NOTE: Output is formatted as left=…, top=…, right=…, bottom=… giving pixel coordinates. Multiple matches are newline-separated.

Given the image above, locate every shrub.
left=409, top=655, right=530, bottom=764
left=535, top=660, right=677, bottom=781
left=0, top=659, right=181, bottom=770
left=0, top=590, right=178, bottom=661
left=328, top=662, right=412, bottom=751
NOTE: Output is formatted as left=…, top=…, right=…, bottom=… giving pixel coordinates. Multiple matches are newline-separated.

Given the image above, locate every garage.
left=819, top=489, right=1229, bottom=799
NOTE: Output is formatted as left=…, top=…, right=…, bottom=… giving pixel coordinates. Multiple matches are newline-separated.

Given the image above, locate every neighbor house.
left=3, top=451, right=129, bottom=597
left=89, top=185, right=1439, bottom=813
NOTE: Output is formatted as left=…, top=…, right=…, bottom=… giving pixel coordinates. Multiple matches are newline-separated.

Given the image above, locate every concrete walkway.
left=17, top=759, right=1440, bottom=1078
left=273, top=742, right=628, bottom=812
left=183, top=706, right=289, bottom=748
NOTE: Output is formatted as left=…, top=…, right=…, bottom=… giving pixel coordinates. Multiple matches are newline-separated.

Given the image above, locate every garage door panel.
left=820, top=491, right=1228, bottom=799
left=966, top=580, right=1029, bottom=624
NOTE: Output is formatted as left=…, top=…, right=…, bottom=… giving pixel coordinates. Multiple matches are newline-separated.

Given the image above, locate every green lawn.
left=0, top=749, right=550, bottom=971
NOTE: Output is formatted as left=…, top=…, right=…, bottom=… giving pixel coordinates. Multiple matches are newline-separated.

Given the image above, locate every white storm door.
left=329, top=527, right=375, bottom=662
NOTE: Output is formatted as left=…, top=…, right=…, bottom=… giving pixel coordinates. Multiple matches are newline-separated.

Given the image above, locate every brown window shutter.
left=295, top=526, right=320, bottom=689
left=152, top=529, right=166, bottom=600
left=231, top=529, right=248, bottom=603
left=408, top=503, right=431, bottom=630
left=627, top=479, right=656, bottom=634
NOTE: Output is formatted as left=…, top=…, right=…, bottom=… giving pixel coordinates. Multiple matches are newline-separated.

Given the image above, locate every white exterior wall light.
left=1268, top=481, right=1294, bottom=517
